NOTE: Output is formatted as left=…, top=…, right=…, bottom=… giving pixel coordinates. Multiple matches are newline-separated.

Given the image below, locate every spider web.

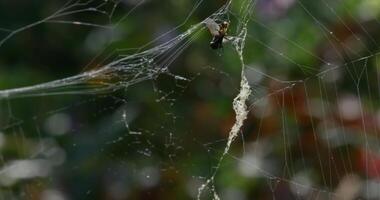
left=0, top=0, right=380, bottom=199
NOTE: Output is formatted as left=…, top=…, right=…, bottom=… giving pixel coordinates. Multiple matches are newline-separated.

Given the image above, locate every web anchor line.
left=197, top=0, right=254, bottom=199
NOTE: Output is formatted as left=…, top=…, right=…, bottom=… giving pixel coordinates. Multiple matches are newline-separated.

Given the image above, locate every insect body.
left=204, top=18, right=229, bottom=49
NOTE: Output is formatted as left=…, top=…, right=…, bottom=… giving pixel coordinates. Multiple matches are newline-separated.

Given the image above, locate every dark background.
left=1, top=0, right=380, bottom=199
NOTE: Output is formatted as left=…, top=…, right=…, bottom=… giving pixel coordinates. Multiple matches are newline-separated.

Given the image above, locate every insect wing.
left=204, top=18, right=220, bottom=36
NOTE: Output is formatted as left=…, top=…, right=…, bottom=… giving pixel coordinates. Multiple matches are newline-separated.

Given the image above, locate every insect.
left=204, top=18, right=230, bottom=49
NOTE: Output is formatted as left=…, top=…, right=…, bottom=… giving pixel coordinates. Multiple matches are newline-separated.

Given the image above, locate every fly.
left=204, top=18, right=230, bottom=49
